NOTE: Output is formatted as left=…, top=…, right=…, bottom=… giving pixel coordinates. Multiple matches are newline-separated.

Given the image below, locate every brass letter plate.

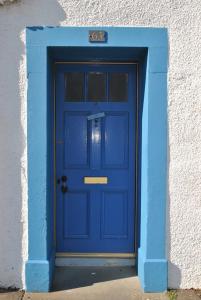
left=84, top=177, right=108, bottom=184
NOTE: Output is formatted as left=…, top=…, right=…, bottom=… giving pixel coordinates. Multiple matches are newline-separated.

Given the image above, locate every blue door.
left=56, top=63, right=137, bottom=253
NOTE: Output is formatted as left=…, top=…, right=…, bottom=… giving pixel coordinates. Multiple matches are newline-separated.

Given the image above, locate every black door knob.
left=62, top=175, right=67, bottom=182
left=57, top=176, right=67, bottom=184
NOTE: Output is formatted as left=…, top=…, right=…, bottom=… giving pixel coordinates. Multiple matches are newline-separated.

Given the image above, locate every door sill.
left=56, top=252, right=136, bottom=258
left=55, top=257, right=135, bottom=267
left=55, top=253, right=136, bottom=267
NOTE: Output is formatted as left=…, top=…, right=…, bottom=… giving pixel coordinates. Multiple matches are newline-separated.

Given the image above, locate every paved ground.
left=0, top=290, right=24, bottom=300
left=0, top=267, right=200, bottom=300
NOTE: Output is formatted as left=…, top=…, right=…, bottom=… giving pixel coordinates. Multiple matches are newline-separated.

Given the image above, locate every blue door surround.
left=26, top=27, right=168, bottom=292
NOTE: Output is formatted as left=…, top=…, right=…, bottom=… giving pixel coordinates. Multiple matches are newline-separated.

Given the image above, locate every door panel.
left=63, top=191, right=90, bottom=239
left=101, top=191, right=128, bottom=239
left=64, top=112, right=90, bottom=168
left=102, top=113, right=128, bottom=168
left=56, top=63, right=137, bottom=254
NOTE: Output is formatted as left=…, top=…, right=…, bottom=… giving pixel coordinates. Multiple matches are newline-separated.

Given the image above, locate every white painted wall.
left=0, top=0, right=201, bottom=290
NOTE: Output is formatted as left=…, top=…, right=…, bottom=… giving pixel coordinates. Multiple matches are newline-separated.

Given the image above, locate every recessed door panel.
left=64, top=112, right=90, bottom=168
left=102, top=113, right=128, bottom=168
left=56, top=63, right=137, bottom=254
left=63, top=191, right=89, bottom=239
left=101, top=191, right=128, bottom=239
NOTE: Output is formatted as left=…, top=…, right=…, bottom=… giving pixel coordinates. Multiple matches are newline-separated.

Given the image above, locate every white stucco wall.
left=0, top=0, right=201, bottom=290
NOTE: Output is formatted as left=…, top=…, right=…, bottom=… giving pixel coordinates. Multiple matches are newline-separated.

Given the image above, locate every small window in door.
left=65, top=72, right=84, bottom=102
left=87, top=72, right=107, bottom=102
left=109, top=73, right=128, bottom=102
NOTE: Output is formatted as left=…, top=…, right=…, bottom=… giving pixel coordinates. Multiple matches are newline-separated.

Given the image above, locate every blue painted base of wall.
left=138, top=248, right=167, bottom=292
left=25, top=252, right=55, bottom=292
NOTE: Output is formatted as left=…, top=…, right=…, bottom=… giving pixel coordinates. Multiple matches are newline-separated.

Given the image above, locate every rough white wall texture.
left=0, top=0, right=201, bottom=290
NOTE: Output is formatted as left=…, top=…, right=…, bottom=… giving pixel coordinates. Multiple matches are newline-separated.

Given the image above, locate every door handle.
left=57, top=176, right=67, bottom=184
left=57, top=176, right=68, bottom=194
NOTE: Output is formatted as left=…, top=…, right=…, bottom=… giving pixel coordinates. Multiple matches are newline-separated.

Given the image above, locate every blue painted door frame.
left=26, top=27, right=168, bottom=292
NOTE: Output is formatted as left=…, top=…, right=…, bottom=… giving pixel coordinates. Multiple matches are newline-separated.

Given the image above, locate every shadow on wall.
left=168, top=263, right=181, bottom=289
left=0, top=0, right=66, bottom=288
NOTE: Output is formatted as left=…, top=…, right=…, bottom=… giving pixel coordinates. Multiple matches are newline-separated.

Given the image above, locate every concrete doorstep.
left=0, top=267, right=200, bottom=300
